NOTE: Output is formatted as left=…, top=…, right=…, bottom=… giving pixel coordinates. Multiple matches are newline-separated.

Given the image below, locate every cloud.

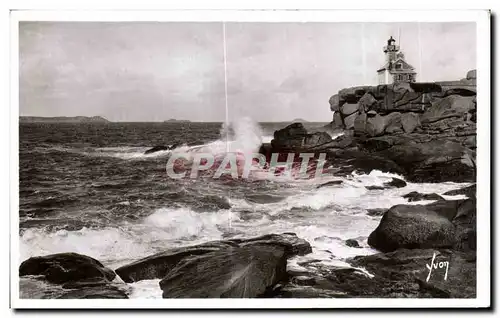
left=20, top=22, right=476, bottom=122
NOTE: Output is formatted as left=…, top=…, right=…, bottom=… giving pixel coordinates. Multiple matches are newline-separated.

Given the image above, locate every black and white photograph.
left=9, top=8, right=491, bottom=309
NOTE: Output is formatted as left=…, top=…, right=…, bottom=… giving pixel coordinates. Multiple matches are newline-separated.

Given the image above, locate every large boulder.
left=343, top=112, right=358, bottom=130
left=362, top=137, right=476, bottom=183
left=365, top=177, right=407, bottom=190
left=159, top=244, right=287, bottom=298
left=367, top=204, right=456, bottom=252
left=401, top=112, right=421, bottom=133
left=332, top=112, right=343, bottom=129
left=358, top=93, right=377, bottom=112
left=273, top=122, right=307, bottom=140
left=353, top=112, right=367, bottom=135
left=443, top=184, right=476, bottom=198
left=338, top=86, right=371, bottom=104
left=115, top=233, right=312, bottom=283
left=19, top=253, right=116, bottom=285
left=270, top=123, right=332, bottom=152
left=341, top=103, right=359, bottom=117
left=383, top=112, right=404, bottom=134
left=116, top=241, right=239, bottom=283
left=421, top=95, right=475, bottom=124
left=329, top=94, right=340, bottom=112
left=272, top=248, right=475, bottom=298
left=303, top=132, right=333, bottom=149
left=365, top=113, right=385, bottom=137
left=402, top=191, right=444, bottom=202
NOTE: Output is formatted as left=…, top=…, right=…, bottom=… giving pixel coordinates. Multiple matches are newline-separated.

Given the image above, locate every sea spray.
left=220, top=117, right=264, bottom=154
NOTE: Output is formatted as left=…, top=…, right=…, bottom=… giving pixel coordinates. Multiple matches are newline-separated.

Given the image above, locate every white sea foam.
left=128, top=279, right=163, bottom=299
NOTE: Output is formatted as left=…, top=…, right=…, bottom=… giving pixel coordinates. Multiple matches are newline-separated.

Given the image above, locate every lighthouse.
left=377, top=36, right=417, bottom=85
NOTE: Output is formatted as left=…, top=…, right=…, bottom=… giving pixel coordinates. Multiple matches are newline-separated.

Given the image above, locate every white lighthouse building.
left=377, top=36, right=417, bottom=85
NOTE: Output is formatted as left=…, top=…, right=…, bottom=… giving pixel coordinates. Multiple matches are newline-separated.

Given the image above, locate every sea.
left=19, top=119, right=470, bottom=298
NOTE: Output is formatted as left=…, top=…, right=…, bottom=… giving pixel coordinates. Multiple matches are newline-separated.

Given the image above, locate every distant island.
left=291, top=118, right=308, bottom=123
left=20, top=116, right=110, bottom=123
left=164, top=119, right=191, bottom=123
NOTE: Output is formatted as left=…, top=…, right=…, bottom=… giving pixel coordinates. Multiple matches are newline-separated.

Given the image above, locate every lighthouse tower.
left=377, top=36, right=417, bottom=85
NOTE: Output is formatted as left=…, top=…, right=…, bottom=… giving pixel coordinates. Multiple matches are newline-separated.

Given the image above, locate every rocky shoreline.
left=19, top=71, right=477, bottom=299
left=19, top=182, right=476, bottom=299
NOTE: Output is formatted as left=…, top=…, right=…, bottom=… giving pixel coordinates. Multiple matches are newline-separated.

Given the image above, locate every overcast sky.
left=19, top=22, right=476, bottom=122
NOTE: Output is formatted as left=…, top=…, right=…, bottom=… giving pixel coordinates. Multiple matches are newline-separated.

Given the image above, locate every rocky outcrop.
left=365, top=177, right=407, bottom=190
left=19, top=253, right=116, bottom=284
left=452, top=198, right=476, bottom=252
left=159, top=244, right=288, bottom=298
left=19, top=253, right=128, bottom=299
left=367, top=196, right=475, bottom=253
left=402, top=191, right=444, bottom=202
left=349, top=249, right=476, bottom=298
left=443, top=184, right=476, bottom=198
left=270, top=248, right=475, bottom=298
left=144, top=145, right=170, bottom=154
left=345, top=239, right=361, bottom=248
left=115, top=233, right=312, bottom=285
left=359, top=135, right=476, bottom=183
left=367, top=204, right=457, bottom=252
left=270, top=123, right=333, bottom=153
left=323, top=70, right=477, bottom=183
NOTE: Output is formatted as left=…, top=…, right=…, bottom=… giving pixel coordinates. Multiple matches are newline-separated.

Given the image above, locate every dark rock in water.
left=194, top=195, right=231, bottom=211
left=244, top=193, right=285, bottom=204
left=343, top=112, right=358, bottom=130
left=144, top=145, right=170, bottom=154
left=402, top=191, right=444, bottom=202
left=231, top=233, right=312, bottom=257
left=19, top=253, right=116, bottom=284
left=366, top=208, right=387, bottom=216
left=159, top=244, right=288, bottom=298
left=316, top=180, right=343, bottom=189
left=443, top=184, right=476, bottom=199
left=331, top=149, right=405, bottom=176
left=421, top=95, right=475, bottom=124
left=365, top=185, right=385, bottom=190
left=274, top=122, right=307, bottom=140
left=115, top=233, right=312, bottom=283
left=115, top=241, right=238, bottom=283
left=270, top=123, right=332, bottom=152
left=345, top=239, right=361, bottom=248
left=361, top=137, right=476, bottom=183
left=385, top=177, right=407, bottom=188
left=365, top=178, right=406, bottom=191
left=237, top=210, right=264, bottom=221
left=368, top=204, right=456, bottom=253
